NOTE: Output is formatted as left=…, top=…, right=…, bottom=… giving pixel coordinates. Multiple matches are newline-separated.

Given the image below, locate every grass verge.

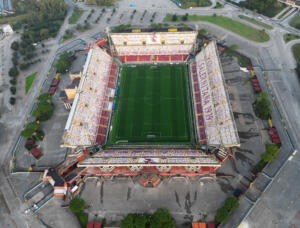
left=289, top=13, right=300, bottom=30
left=238, top=15, right=273, bottom=30
left=69, top=7, right=84, bottom=24
left=278, top=7, right=292, bottom=20
left=164, top=14, right=270, bottom=42
left=292, top=43, right=300, bottom=64
left=224, top=45, right=251, bottom=67
left=25, top=72, right=37, bottom=94
left=283, top=33, right=300, bottom=43
left=62, top=30, right=75, bottom=42
left=174, top=0, right=211, bottom=8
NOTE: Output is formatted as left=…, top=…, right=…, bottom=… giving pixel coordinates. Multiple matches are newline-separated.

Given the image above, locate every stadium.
left=57, top=28, right=240, bottom=187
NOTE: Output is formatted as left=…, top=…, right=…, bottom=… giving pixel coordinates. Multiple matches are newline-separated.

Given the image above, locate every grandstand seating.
left=110, top=31, right=196, bottom=63
left=78, top=149, right=220, bottom=167
left=191, top=41, right=239, bottom=147
left=119, top=54, right=188, bottom=63
left=62, top=48, right=117, bottom=147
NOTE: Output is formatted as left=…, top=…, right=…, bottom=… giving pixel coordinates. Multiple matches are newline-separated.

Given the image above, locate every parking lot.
left=13, top=43, right=87, bottom=171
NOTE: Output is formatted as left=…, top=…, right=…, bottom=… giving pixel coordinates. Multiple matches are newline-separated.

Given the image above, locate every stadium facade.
left=51, top=30, right=240, bottom=190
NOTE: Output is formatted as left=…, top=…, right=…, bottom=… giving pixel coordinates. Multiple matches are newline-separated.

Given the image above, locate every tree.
left=134, top=215, right=147, bottom=228
left=172, top=14, right=177, bottom=22
left=10, top=87, right=16, bottom=95
left=9, top=67, right=19, bottom=77
left=11, top=41, right=19, bottom=51
left=55, top=52, right=76, bottom=73
left=261, top=144, right=279, bottom=162
left=120, top=214, right=135, bottom=228
left=38, top=93, right=52, bottom=103
left=182, top=13, right=188, bottom=21
left=32, top=130, right=45, bottom=141
left=120, top=214, right=148, bottom=228
left=149, top=208, right=175, bottom=228
left=254, top=92, right=272, bottom=120
left=9, top=97, right=16, bottom=105
left=32, top=101, right=54, bottom=121
left=215, top=196, right=239, bottom=224
left=21, top=121, right=39, bottom=138
left=69, top=197, right=85, bottom=214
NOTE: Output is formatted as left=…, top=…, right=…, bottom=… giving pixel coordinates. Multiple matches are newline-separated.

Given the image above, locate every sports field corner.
left=107, top=63, right=194, bottom=145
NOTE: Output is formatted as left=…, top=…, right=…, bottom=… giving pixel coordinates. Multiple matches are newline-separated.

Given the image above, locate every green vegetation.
left=254, top=92, right=272, bottom=120
left=289, top=13, right=300, bottom=30
left=237, top=0, right=285, bottom=17
left=175, top=0, right=212, bottom=8
left=214, top=2, right=224, bottom=9
left=25, top=72, right=37, bottom=94
left=111, top=24, right=131, bottom=32
left=62, top=30, right=75, bottom=42
left=278, top=7, right=292, bottom=20
left=32, top=93, right=54, bottom=121
left=292, top=43, right=300, bottom=64
left=120, top=208, right=175, bottom=228
left=238, top=15, right=273, bottom=30
left=69, top=7, right=84, bottom=24
left=283, top=33, right=300, bottom=43
left=261, top=144, right=279, bottom=163
left=215, top=196, right=239, bottom=224
left=21, top=121, right=39, bottom=138
left=255, top=159, right=267, bottom=172
left=86, top=0, right=115, bottom=6
left=69, top=197, right=88, bottom=228
left=55, top=52, right=76, bottom=73
left=224, top=45, right=252, bottom=67
left=121, top=214, right=149, bottom=228
left=292, top=43, right=300, bottom=80
left=19, top=0, right=67, bottom=45
left=164, top=14, right=270, bottom=42
left=76, top=22, right=91, bottom=32
left=108, top=64, right=194, bottom=145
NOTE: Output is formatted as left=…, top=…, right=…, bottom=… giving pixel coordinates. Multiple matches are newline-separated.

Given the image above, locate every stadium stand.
left=78, top=149, right=220, bottom=167
left=110, top=31, right=197, bottom=63
left=191, top=41, right=240, bottom=147
left=62, top=46, right=117, bottom=148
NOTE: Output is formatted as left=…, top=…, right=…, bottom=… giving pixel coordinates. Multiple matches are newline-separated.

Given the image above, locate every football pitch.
left=108, top=64, right=194, bottom=145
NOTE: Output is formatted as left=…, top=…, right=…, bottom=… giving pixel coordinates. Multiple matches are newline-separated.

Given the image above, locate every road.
left=0, top=0, right=300, bottom=227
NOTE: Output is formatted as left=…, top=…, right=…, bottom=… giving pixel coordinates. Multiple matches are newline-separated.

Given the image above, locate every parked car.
left=48, top=86, right=57, bottom=96
left=29, top=147, right=42, bottom=159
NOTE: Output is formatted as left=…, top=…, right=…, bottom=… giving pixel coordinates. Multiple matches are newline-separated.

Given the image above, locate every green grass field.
left=292, top=43, right=300, bottom=64
left=108, top=64, right=194, bottom=145
left=164, top=14, right=270, bottom=42
left=68, top=7, right=84, bottom=24
left=238, top=15, right=273, bottom=30
left=289, top=13, right=300, bottom=30
left=283, top=33, right=300, bottom=43
left=25, top=72, right=37, bottom=94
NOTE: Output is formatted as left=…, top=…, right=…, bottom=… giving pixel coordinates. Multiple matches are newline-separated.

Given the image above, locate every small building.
left=1, top=24, right=13, bottom=36
left=59, top=72, right=81, bottom=110
left=43, top=168, right=67, bottom=197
